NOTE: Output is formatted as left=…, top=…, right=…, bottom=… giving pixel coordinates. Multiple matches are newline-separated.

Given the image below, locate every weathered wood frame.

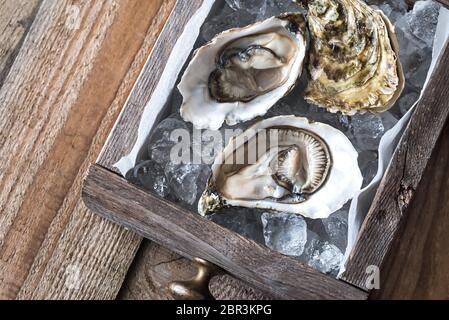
left=82, top=0, right=449, bottom=299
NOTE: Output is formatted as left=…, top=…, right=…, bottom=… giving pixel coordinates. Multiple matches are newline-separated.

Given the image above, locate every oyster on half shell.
left=299, top=0, right=404, bottom=114
left=198, top=116, right=362, bottom=219
left=179, top=13, right=307, bottom=130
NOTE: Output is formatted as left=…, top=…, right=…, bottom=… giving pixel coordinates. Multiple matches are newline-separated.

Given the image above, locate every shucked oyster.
left=179, top=14, right=307, bottom=130
left=299, top=0, right=404, bottom=114
left=199, top=116, right=362, bottom=219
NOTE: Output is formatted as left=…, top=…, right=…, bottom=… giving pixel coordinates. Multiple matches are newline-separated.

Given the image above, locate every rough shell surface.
left=302, top=0, right=404, bottom=114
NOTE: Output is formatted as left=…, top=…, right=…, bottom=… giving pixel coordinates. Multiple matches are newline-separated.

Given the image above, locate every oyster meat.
left=179, top=13, right=307, bottom=130
left=300, top=0, right=404, bottom=114
left=199, top=116, right=363, bottom=219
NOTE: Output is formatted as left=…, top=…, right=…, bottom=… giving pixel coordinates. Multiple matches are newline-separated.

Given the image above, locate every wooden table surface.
left=0, top=0, right=448, bottom=300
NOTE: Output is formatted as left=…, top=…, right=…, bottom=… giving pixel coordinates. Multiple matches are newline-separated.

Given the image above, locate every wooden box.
left=82, top=0, right=449, bottom=299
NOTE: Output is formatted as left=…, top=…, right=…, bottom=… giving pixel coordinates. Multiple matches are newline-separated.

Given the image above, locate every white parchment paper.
left=109, top=1, right=449, bottom=274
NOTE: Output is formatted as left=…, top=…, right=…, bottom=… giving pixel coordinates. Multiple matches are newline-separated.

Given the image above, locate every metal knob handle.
left=169, top=257, right=221, bottom=300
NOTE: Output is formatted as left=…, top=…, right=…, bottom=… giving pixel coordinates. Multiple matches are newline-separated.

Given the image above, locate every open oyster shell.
left=198, top=116, right=363, bottom=219
left=179, top=13, right=307, bottom=130
left=300, top=0, right=405, bottom=114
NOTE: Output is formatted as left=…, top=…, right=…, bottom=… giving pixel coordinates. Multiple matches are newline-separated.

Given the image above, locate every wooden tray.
left=82, top=0, right=449, bottom=299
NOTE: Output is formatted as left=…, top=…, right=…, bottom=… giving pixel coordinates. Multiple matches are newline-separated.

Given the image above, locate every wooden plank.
left=97, top=0, right=205, bottom=172
left=83, top=165, right=368, bottom=300
left=371, top=122, right=449, bottom=299
left=0, top=0, right=41, bottom=88
left=341, top=38, right=449, bottom=289
left=0, top=0, right=175, bottom=299
left=119, top=241, right=273, bottom=300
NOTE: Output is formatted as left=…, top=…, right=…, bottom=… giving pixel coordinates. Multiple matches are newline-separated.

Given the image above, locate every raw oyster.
left=179, top=13, right=307, bottom=130
left=198, top=116, right=363, bottom=219
left=299, top=0, right=404, bottom=114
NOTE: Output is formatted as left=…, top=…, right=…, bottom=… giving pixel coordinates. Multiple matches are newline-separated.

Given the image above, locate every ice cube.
left=313, top=111, right=352, bottom=134
left=148, top=118, right=189, bottom=165
left=366, top=0, right=407, bottom=23
left=165, top=162, right=203, bottom=205
left=131, top=160, right=170, bottom=198
left=261, top=211, right=308, bottom=256
left=225, top=0, right=268, bottom=16
left=407, top=0, right=441, bottom=48
left=210, top=207, right=265, bottom=244
left=301, top=237, right=344, bottom=276
left=192, top=128, right=225, bottom=166
left=322, top=206, right=349, bottom=251
left=350, top=113, right=385, bottom=151
left=395, top=1, right=439, bottom=90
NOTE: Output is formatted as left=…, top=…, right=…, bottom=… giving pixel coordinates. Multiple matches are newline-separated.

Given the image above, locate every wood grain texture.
left=371, top=122, right=449, bottom=300
left=83, top=165, right=368, bottom=300
left=119, top=241, right=273, bottom=300
left=0, top=0, right=41, bottom=87
left=97, top=0, right=204, bottom=172
left=341, top=39, right=449, bottom=289
left=0, top=0, right=176, bottom=299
